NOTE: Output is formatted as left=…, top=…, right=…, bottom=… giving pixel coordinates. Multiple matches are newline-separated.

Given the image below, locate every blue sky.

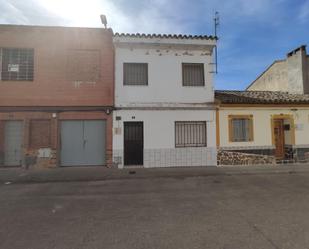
left=1, top=0, right=309, bottom=90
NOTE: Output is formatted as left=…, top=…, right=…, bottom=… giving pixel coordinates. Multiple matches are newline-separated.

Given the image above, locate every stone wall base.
left=218, top=150, right=276, bottom=166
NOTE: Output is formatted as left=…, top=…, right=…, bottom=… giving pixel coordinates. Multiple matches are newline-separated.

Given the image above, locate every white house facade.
left=112, top=33, right=217, bottom=168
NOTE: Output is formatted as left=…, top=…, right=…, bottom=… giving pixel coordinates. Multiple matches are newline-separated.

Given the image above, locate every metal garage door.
left=4, top=121, right=23, bottom=166
left=60, top=120, right=106, bottom=166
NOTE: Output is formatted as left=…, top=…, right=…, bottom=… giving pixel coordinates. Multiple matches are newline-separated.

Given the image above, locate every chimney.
left=286, top=45, right=308, bottom=94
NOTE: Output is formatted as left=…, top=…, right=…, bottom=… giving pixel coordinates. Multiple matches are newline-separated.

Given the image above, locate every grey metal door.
left=4, top=121, right=23, bottom=166
left=60, top=120, right=106, bottom=166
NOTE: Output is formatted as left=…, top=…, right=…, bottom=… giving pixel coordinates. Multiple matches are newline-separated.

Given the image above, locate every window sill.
left=230, top=141, right=254, bottom=143
left=123, top=84, right=148, bottom=87
left=182, top=85, right=206, bottom=87
left=0, top=80, right=34, bottom=82
left=175, top=145, right=207, bottom=148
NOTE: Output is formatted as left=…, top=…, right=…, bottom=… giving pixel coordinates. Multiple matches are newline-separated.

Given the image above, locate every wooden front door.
left=273, top=119, right=285, bottom=159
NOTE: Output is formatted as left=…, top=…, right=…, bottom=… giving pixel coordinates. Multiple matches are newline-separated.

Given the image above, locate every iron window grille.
left=0, top=48, right=34, bottom=81
left=175, top=121, right=207, bottom=147
left=182, top=63, right=205, bottom=86
left=123, top=63, right=148, bottom=85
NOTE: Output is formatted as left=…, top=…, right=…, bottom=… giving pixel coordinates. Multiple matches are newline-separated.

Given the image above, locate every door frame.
left=271, top=114, right=295, bottom=158
left=123, top=121, right=144, bottom=166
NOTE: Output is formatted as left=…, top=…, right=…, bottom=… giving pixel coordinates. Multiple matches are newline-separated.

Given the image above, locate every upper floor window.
left=175, top=121, right=207, bottom=147
left=0, top=48, right=34, bottom=81
left=182, top=63, right=204, bottom=86
left=182, top=63, right=205, bottom=86
left=228, top=115, right=254, bottom=142
left=123, top=63, right=148, bottom=85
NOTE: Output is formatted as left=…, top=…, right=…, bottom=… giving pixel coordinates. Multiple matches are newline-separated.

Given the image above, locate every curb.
left=1, top=165, right=309, bottom=185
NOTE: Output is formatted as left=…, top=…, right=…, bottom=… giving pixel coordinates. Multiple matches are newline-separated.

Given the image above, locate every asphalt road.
left=1, top=173, right=309, bottom=249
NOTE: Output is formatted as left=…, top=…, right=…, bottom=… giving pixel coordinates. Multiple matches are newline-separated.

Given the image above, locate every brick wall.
left=29, top=119, right=51, bottom=149
left=0, top=25, right=114, bottom=107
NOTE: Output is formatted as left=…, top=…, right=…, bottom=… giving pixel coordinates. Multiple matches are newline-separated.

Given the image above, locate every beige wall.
left=248, top=47, right=309, bottom=94
left=248, top=61, right=288, bottom=92
left=219, top=107, right=309, bottom=147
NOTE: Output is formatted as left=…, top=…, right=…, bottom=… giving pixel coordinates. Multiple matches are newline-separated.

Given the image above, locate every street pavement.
left=1, top=169, right=309, bottom=249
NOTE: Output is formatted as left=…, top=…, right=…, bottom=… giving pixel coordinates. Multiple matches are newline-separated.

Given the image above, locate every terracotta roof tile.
left=114, top=32, right=217, bottom=40
left=215, top=90, right=309, bottom=104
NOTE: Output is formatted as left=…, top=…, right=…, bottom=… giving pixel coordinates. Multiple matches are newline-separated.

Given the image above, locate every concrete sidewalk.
left=1, top=163, right=309, bottom=184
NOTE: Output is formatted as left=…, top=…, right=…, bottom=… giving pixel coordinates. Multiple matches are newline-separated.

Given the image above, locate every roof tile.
left=114, top=32, right=217, bottom=40
left=215, top=90, right=309, bottom=104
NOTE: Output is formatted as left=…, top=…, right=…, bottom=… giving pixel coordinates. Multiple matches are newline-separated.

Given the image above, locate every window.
left=1, top=48, right=34, bottom=81
left=228, top=115, right=253, bottom=142
left=123, top=63, right=148, bottom=85
left=182, top=63, right=204, bottom=86
left=30, top=120, right=51, bottom=148
left=175, top=121, right=207, bottom=147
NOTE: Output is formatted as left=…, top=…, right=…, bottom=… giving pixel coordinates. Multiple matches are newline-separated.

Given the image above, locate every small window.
left=29, top=120, right=51, bottom=148
left=229, top=115, right=254, bottom=142
left=182, top=63, right=204, bottom=86
left=123, top=63, right=148, bottom=85
left=175, top=121, right=207, bottom=147
left=1, top=48, right=34, bottom=81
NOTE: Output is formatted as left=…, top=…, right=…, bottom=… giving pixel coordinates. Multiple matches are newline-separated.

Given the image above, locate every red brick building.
left=0, top=24, right=114, bottom=168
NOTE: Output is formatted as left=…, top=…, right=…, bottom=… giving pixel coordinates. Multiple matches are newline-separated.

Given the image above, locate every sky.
left=1, top=0, right=309, bottom=90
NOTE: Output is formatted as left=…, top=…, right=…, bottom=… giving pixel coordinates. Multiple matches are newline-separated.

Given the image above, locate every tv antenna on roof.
left=214, top=11, right=219, bottom=74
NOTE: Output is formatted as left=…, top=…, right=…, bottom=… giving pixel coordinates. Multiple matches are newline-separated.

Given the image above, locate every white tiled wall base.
left=113, top=147, right=217, bottom=168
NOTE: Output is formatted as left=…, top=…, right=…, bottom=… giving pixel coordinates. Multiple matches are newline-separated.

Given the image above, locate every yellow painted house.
left=215, top=90, right=309, bottom=165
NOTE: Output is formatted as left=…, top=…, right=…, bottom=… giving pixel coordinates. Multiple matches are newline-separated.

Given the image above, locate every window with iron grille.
left=123, top=63, right=148, bottom=85
left=182, top=63, right=204, bottom=86
left=175, top=121, right=207, bottom=147
left=0, top=48, right=34, bottom=81
left=228, top=115, right=254, bottom=142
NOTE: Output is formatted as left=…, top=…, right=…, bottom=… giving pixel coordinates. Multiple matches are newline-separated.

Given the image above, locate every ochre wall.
left=219, top=107, right=309, bottom=147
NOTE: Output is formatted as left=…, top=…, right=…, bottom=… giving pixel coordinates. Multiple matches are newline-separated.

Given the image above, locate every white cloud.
left=0, top=0, right=287, bottom=34
left=0, top=0, right=185, bottom=34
